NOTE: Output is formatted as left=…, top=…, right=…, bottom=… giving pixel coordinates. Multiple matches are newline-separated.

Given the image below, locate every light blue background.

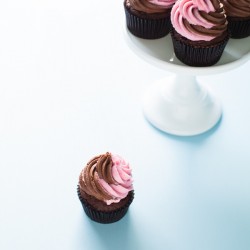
left=0, top=1, right=249, bottom=250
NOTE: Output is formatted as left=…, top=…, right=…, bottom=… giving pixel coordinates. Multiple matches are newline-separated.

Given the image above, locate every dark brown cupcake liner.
left=170, top=29, right=230, bottom=67
left=227, top=17, right=250, bottom=39
left=77, top=185, right=134, bottom=224
left=124, top=3, right=172, bottom=39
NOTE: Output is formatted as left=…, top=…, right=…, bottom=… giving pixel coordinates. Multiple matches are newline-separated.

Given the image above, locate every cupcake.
left=222, top=0, right=250, bottom=38
left=124, top=0, right=176, bottom=39
left=77, top=152, right=134, bottom=224
left=170, top=0, right=230, bottom=66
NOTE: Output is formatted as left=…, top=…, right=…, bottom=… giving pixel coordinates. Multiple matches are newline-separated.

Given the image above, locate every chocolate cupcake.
left=77, top=152, right=134, bottom=223
left=124, top=0, right=176, bottom=39
left=170, top=0, right=230, bottom=66
left=222, top=0, right=250, bottom=38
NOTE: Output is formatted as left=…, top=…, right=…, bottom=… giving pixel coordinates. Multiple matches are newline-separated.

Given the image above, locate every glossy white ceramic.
left=125, top=29, right=250, bottom=135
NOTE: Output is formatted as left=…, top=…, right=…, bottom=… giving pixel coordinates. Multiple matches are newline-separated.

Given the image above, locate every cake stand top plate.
left=125, top=28, right=250, bottom=76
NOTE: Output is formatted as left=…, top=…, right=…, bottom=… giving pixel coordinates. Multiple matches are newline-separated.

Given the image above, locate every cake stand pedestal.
left=125, top=28, right=250, bottom=136
left=143, top=74, right=221, bottom=136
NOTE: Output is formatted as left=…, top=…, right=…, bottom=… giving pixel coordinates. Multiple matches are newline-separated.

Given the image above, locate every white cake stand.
left=125, top=28, right=250, bottom=136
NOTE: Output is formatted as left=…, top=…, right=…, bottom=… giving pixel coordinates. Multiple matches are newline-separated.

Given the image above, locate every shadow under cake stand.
left=125, top=28, right=250, bottom=136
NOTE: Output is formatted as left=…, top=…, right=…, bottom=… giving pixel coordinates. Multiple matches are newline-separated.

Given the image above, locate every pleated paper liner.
left=170, top=29, right=230, bottom=67
left=77, top=186, right=134, bottom=224
left=227, top=17, right=250, bottom=39
left=124, top=2, right=171, bottom=39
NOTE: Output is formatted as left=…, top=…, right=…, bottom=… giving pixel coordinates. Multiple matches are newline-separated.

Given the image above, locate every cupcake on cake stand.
left=125, top=29, right=250, bottom=136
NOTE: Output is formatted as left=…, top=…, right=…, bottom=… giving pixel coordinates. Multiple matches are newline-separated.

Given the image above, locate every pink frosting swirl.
left=98, top=154, right=133, bottom=205
left=79, top=153, right=133, bottom=205
left=171, top=0, right=227, bottom=41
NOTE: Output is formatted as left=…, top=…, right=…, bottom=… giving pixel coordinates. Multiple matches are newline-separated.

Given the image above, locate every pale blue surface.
left=0, top=1, right=250, bottom=250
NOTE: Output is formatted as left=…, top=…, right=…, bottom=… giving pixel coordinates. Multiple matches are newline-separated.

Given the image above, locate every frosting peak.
left=79, top=153, right=133, bottom=205
left=171, top=0, right=228, bottom=41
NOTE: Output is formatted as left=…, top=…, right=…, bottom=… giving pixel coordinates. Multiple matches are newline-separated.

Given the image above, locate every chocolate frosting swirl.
left=222, top=0, right=250, bottom=18
left=127, top=0, right=175, bottom=14
left=79, top=153, right=115, bottom=201
left=186, top=5, right=227, bottom=37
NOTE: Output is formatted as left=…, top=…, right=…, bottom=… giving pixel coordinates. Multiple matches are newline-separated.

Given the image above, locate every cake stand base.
left=142, top=74, right=222, bottom=136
